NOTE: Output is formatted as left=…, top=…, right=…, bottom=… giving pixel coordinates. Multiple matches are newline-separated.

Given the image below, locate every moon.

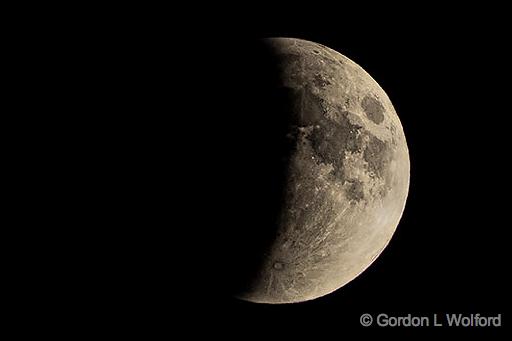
left=232, top=38, right=410, bottom=304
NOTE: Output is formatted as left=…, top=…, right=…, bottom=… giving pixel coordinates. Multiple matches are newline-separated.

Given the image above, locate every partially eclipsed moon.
left=236, top=38, right=410, bottom=304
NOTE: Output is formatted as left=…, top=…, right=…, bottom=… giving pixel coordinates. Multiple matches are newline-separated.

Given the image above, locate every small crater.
left=273, top=262, right=284, bottom=270
left=361, top=95, right=385, bottom=124
left=313, top=49, right=320, bottom=54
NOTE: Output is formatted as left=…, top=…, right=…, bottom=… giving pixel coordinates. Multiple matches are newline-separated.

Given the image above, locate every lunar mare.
left=237, top=38, right=410, bottom=304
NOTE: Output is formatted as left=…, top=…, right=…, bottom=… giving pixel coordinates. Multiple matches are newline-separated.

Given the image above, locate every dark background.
left=61, top=12, right=509, bottom=336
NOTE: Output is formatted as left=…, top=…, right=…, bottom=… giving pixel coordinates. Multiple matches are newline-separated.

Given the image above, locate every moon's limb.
left=237, top=38, right=410, bottom=304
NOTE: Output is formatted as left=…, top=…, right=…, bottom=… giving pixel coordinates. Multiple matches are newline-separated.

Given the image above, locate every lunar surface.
left=234, top=38, right=410, bottom=304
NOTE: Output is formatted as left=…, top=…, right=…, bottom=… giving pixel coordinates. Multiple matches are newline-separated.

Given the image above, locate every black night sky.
left=80, top=10, right=509, bottom=337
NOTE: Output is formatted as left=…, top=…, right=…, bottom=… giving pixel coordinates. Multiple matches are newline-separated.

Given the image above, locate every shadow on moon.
left=210, top=41, right=298, bottom=297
